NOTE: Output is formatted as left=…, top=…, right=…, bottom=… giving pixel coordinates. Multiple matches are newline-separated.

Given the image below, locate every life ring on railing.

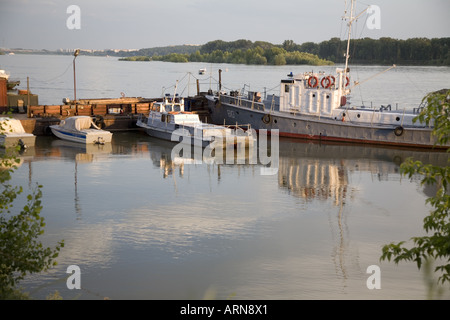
left=345, top=76, right=350, bottom=87
left=321, top=76, right=331, bottom=89
left=329, top=76, right=335, bottom=87
left=262, top=113, right=272, bottom=124
left=308, top=76, right=319, bottom=88
left=394, top=126, right=404, bottom=136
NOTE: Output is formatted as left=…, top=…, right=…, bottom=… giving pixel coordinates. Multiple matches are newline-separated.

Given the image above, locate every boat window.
left=156, top=106, right=160, bottom=112
left=285, top=84, right=290, bottom=93
left=173, top=104, right=181, bottom=112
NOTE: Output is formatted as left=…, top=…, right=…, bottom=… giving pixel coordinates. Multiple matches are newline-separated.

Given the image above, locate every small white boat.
left=50, top=116, right=112, bottom=144
left=136, top=96, right=255, bottom=149
left=0, top=69, right=10, bottom=80
left=0, top=117, right=36, bottom=149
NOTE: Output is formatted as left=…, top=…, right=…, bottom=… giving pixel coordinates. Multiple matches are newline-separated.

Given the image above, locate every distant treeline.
left=119, top=37, right=450, bottom=66
left=10, top=37, right=447, bottom=66
left=120, top=39, right=332, bottom=66
left=295, top=37, right=450, bottom=66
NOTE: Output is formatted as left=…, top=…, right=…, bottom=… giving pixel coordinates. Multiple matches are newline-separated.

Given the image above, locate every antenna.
left=344, top=0, right=354, bottom=74
left=343, top=1, right=370, bottom=88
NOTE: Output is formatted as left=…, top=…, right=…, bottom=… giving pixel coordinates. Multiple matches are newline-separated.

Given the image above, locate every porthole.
left=396, top=116, right=400, bottom=121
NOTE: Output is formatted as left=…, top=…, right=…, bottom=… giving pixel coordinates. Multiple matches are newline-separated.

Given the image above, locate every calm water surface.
left=1, top=55, right=450, bottom=299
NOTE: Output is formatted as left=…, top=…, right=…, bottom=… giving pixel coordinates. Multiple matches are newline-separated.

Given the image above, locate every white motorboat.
left=50, top=116, right=112, bottom=144
left=0, top=117, right=36, bottom=149
left=0, top=69, right=10, bottom=80
left=136, top=95, right=255, bottom=149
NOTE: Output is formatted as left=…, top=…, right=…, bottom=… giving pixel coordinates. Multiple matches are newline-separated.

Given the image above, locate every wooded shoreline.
left=3, top=37, right=449, bottom=66
left=119, top=38, right=450, bottom=67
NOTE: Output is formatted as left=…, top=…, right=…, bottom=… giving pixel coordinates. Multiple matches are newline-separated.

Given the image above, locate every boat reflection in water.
left=147, top=136, right=448, bottom=293
left=275, top=139, right=446, bottom=287
left=49, top=139, right=113, bottom=219
left=17, top=132, right=449, bottom=299
left=277, top=139, right=445, bottom=200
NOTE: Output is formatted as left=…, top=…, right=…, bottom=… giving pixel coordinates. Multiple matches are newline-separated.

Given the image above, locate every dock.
left=7, top=95, right=211, bottom=136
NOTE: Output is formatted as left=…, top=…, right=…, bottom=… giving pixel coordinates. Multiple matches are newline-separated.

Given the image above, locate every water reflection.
left=278, top=139, right=446, bottom=199
left=276, top=140, right=447, bottom=292
left=14, top=132, right=449, bottom=299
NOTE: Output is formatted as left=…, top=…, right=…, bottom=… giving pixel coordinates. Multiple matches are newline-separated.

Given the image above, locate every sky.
left=0, top=0, right=449, bottom=50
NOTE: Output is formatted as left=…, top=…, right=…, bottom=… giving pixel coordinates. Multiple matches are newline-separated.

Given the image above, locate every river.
left=1, top=54, right=449, bottom=300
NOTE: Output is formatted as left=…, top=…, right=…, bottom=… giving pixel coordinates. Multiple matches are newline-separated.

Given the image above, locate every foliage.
left=313, top=37, right=450, bottom=65
left=118, top=56, right=151, bottom=61
left=380, top=89, right=450, bottom=286
left=0, top=130, right=64, bottom=299
left=117, top=37, right=449, bottom=66
left=145, top=40, right=333, bottom=66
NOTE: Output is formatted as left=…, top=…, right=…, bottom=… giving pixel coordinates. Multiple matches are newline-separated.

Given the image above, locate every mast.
left=344, top=0, right=354, bottom=75
left=343, top=0, right=369, bottom=92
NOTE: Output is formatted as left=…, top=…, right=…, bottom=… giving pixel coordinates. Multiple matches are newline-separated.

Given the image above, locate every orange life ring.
left=308, top=76, right=319, bottom=88
left=329, top=76, right=335, bottom=87
left=321, top=76, right=331, bottom=89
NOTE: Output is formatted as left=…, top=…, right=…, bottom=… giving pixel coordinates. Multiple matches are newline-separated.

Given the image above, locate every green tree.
left=381, top=89, right=450, bottom=288
left=273, top=54, right=286, bottom=66
left=0, top=138, right=64, bottom=299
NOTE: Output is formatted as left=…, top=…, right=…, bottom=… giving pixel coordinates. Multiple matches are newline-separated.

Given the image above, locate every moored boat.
left=0, top=70, right=10, bottom=80
left=136, top=95, right=255, bottom=149
left=0, top=117, right=36, bottom=149
left=50, top=116, right=112, bottom=144
left=205, top=1, right=449, bottom=150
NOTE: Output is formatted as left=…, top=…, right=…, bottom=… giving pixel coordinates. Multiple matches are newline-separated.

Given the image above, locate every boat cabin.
left=276, top=68, right=420, bottom=127
left=278, top=68, right=349, bottom=117
left=149, top=97, right=201, bottom=125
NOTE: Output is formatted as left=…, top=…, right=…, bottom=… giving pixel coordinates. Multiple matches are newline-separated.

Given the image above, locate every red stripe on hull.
left=259, top=130, right=447, bottom=150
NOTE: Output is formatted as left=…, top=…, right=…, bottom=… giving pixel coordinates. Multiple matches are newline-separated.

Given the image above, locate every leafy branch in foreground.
left=380, top=89, right=450, bottom=287
left=0, top=137, right=64, bottom=299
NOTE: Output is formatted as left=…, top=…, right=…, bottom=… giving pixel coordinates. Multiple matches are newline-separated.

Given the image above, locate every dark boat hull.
left=206, top=96, right=447, bottom=150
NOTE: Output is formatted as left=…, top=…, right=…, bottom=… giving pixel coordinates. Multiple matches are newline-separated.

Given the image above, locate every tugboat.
left=205, top=1, right=449, bottom=150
